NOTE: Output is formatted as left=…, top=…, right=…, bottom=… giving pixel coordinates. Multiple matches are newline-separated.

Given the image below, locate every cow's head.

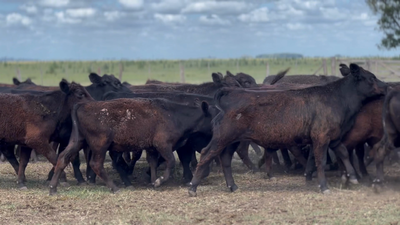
left=60, top=79, right=94, bottom=108
left=87, top=73, right=131, bottom=100
left=223, top=71, right=242, bottom=87
left=234, top=72, right=257, bottom=88
left=350, top=63, right=387, bottom=98
left=13, top=77, right=35, bottom=86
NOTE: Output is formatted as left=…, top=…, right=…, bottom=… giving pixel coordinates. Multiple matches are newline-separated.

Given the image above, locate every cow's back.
left=76, top=99, right=167, bottom=150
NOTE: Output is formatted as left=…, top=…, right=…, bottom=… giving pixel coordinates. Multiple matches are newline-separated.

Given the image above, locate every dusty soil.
left=0, top=151, right=399, bottom=225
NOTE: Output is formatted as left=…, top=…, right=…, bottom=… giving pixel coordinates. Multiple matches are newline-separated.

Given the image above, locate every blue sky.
left=0, top=0, right=398, bottom=60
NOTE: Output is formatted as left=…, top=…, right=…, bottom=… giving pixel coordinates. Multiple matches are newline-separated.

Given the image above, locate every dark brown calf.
left=188, top=64, right=387, bottom=196
left=48, top=98, right=216, bottom=195
left=0, top=80, right=93, bottom=188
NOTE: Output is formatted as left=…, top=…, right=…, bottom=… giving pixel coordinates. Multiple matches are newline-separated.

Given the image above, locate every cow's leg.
left=17, top=147, right=32, bottom=189
left=84, top=147, right=96, bottom=184
left=272, top=151, right=280, bottom=165
left=235, top=141, right=258, bottom=173
left=312, top=139, right=330, bottom=194
left=128, top=150, right=143, bottom=176
left=189, top=138, right=228, bottom=196
left=146, top=150, right=158, bottom=184
left=281, top=148, right=292, bottom=170
left=123, top=152, right=132, bottom=164
left=0, top=153, right=5, bottom=162
left=89, top=147, right=119, bottom=193
left=190, top=151, right=198, bottom=170
left=305, top=148, right=316, bottom=181
left=220, top=143, right=239, bottom=192
left=0, top=144, right=20, bottom=175
left=263, top=148, right=276, bottom=179
left=153, top=146, right=175, bottom=187
left=250, top=142, right=262, bottom=156
left=333, top=144, right=358, bottom=185
left=30, top=150, right=38, bottom=163
left=288, top=146, right=307, bottom=168
left=176, top=147, right=194, bottom=183
left=109, top=151, right=131, bottom=187
left=372, top=141, right=390, bottom=189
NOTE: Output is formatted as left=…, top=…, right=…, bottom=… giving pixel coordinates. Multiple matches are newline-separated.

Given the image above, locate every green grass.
left=2, top=57, right=397, bottom=86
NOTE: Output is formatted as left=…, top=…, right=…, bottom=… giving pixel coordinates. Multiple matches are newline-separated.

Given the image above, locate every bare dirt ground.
left=0, top=151, right=400, bottom=225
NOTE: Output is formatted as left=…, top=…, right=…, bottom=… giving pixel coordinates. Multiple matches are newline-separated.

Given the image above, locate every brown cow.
left=188, top=64, right=386, bottom=196
left=0, top=80, right=93, bottom=189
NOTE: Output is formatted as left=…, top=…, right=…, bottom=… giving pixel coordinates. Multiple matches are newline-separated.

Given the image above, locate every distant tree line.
left=256, top=53, right=304, bottom=59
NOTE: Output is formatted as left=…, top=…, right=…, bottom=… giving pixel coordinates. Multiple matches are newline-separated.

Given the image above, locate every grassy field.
left=2, top=57, right=399, bottom=86
left=0, top=152, right=400, bottom=224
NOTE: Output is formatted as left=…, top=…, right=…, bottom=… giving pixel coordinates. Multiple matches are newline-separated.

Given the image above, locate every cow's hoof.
left=269, top=176, right=277, bottom=181
left=322, top=189, right=331, bottom=195
left=372, top=181, right=383, bottom=193
left=341, top=174, right=347, bottom=184
left=19, top=186, right=28, bottom=190
left=154, top=177, right=162, bottom=188
left=188, top=190, right=197, bottom=197
left=49, top=187, right=57, bottom=196
left=229, top=184, right=238, bottom=192
left=349, top=178, right=359, bottom=185
left=77, top=182, right=88, bottom=186
left=111, top=188, right=120, bottom=194
left=125, top=185, right=134, bottom=190
left=60, top=182, right=70, bottom=187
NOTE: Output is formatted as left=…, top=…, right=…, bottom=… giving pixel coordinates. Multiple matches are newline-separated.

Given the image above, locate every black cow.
left=370, top=89, right=400, bottom=191
left=48, top=98, right=218, bottom=195
left=188, top=63, right=387, bottom=196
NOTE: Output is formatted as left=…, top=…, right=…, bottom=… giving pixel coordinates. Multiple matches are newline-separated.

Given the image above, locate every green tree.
left=366, top=0, right=400, bottom=49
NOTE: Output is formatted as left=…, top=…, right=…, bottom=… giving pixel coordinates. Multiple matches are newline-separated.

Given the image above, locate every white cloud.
left=154, top=13, right=186, bottom=24
left=66, top=8, right=96, bottom=18
left=320, top=7, right=346, bottom=21
left=286, top=22, right=312, bottom=30
left=119, top=0, right=144, bottom=9
left=6, top=13, right=32, bottom=26
left=151, top=0, right=188, bottom=13
left=39, top=0, right=69, bottom=8
left=20, top=4, right=38, bottom=14
left=200, top=15, right=230, bottom=26
left=182, top=1, right=251, bottom=14
left=104, top=11, right=125, bottom=21
left=55, top=11, right=81, bottom=24
left=238, top=7, right=269, bottom=23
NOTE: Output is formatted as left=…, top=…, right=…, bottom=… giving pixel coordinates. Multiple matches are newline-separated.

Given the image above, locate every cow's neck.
left=85, top=85, right=101, bottom=101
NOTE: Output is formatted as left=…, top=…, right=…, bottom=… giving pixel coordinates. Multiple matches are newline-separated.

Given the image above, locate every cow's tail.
left=269, top=67, right=290, bottom=85
left=380, top=89, right=396, bottom=147
left=61, top=104, right=83, bottom=164
left=212, top=88, right=231, bottom=126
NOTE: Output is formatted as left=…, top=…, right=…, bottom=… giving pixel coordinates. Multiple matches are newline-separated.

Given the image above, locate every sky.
left=0, top=0, right=398, bottom=60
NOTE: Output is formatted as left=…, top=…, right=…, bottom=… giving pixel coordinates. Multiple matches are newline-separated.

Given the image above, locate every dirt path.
left=0, top=154, right=399, bottom=224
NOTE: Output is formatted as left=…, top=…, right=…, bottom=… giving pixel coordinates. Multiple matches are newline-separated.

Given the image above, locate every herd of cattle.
left=0, top=63, right=399, bottom=197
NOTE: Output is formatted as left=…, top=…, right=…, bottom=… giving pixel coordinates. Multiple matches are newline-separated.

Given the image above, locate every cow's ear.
left=13, top=77, right=20, bottom=85
left=89, top=73, right=103, bottom=84
left=201, top=101, right=210, bottom=116
left=350, top=63, right=361, bottom=80
left=226, top=71, right=234, bottom=76
left=59, top=79, right=70, bottom=94
left=26, top=78, right=33, bottom=83
left=212, top=73, right=223, bottom=84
